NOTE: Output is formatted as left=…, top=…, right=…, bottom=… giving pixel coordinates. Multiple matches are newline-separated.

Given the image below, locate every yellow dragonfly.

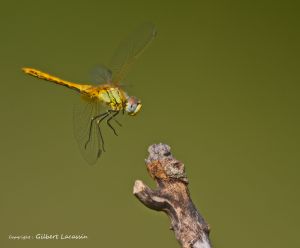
left=22, top=23, right=156, bottom=165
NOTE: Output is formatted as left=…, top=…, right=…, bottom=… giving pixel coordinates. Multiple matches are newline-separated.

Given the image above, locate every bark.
left=133, top=144, right=212, bottom=248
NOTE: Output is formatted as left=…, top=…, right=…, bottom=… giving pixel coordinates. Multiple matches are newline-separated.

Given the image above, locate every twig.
left=133, top=143, right=212, bottom=248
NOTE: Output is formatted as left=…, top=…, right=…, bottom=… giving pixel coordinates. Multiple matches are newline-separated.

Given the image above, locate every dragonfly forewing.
left=109, top=22, right=157, bottom=84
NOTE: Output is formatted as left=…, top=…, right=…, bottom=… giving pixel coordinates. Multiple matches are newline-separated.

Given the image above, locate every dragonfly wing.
left=109, top=22, right=157, bottom=84
left=73, top=95, right=106, bottom=165
left=91, top=64, right=112, bottom=84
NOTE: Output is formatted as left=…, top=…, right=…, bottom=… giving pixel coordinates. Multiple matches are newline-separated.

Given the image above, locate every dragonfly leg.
left=96, top=114, right=109, bottom=153
left=107, top=110, right=120, bottom=136
left=85, top=112, right=109, bottom=149
left=114, top=119, right=122, bottom=127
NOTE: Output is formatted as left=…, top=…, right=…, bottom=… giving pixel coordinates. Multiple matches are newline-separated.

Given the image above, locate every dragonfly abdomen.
left=22, top=67, right=93, bottom=93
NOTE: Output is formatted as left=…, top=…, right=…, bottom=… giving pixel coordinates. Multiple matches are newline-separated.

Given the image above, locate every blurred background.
left=0, top=0, right=299, bottom=247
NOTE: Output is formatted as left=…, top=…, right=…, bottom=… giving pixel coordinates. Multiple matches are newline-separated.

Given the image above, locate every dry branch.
left=133, top=144, right=212, bottom=248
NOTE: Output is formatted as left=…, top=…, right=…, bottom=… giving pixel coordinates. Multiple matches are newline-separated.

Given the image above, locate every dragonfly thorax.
left=96, top=86, right=125, bottom=111
left=97, top=86, right=141, bottom=115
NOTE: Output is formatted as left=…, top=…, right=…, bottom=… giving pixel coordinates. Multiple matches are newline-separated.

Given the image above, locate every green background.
left=0, top=0, right=299, bottom=247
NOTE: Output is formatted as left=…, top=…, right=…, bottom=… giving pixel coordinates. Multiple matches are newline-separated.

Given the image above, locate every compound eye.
left=131, top=103, right=137, bottom=111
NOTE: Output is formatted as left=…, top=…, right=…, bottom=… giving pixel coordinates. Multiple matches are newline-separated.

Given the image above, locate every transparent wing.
left=109, top=22, right=157, bottom=84
left=73, top=95, right=106, bottom=165
left=91, top=64, right=112, bottom=85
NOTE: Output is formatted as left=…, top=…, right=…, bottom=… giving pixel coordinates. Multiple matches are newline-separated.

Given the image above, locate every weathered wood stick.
left=133, top=144, right=212, bottom=248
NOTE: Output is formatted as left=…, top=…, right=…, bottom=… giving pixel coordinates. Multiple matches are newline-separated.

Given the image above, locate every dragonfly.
left=22, top=23, right=156, bottom=165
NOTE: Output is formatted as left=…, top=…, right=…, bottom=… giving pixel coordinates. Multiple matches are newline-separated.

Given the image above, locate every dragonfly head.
left=125, top=96, right=142, bottom=116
